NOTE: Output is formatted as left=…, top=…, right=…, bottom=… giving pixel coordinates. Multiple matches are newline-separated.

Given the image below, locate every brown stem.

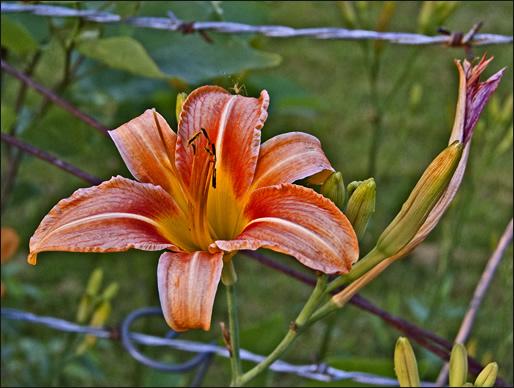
left=1, top=133, right=103, bottom=186
left=1, top=59, right=110, bottom=137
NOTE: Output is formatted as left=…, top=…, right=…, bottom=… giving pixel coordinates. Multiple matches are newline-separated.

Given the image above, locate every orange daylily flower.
left=28, top=86, right=359, bottom=331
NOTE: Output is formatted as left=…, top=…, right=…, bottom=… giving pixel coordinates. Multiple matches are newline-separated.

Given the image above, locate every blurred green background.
left=1, top=1, right=512, bottom=386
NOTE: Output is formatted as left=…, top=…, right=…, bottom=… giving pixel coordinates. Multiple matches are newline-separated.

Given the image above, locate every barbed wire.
left=1, top=307, right=433, bottom=386
left=1, top=2, right=512, bottom=47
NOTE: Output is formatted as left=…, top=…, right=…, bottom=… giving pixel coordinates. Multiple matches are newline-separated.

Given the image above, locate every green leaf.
left=136, top=30, right=282, bottom=84
left=75, top=37, right=166, bottom=79
left=0, top=15, right=39, bottom=56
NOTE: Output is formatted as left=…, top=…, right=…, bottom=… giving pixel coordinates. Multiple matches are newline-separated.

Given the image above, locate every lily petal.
left=28, top=176, right=194, bottom=264
left=249, top=132, right=335, bottom=192
left=450, top=55, right=506, bottom=145
left=157, top=251, right=223, bottom=331
left=110, top=110, right=186, bottom=209
left=176, top=86, right=270, bottom=239
left=215, top=184, right=359, bottom=274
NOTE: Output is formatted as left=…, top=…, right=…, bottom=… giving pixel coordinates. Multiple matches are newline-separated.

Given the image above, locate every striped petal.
left=109, top=109, right=187, bottom=210
left=28, top=176, right=194, bottom=264
left=214, top=184, right=359, bottom=274
left=249, top=132, right=334, bottom=193
left=449, top=55, right=506, bottom=145
left=157, top=251, right=223, bottom=331
left=176, top=86, right=270, bottom=240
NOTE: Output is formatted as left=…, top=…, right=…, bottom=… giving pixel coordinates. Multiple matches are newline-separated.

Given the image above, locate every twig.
left=1, top=3, right=512, bottom=47
left=435, top=219, right=514, bottom=386
left=0, top=133, right=103, bottom=186
left=1, top=59, right=109, bottom=137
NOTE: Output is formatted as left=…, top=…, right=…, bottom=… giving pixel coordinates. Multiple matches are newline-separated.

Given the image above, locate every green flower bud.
left=474, top=362, right=498, bottom=387
left=394, top=337, right=421, bottom=387
left=76, top=294, right=93, bottom=324
left=176, top=92, right=188, bottom=123
left=345, top=178, right=376, bottom=240
left=100, top=282, right=119, bottom=301
left=417, top=1, right=435, bottom=35
left=449, top=343, right=468, bottom=387
left=337, top=1, right=357, bottom=29
left=320, top=172, right=345, bottom=209
left=409, top=83, right=423, bottom=112
left=347, top=181, right=361, bottom=198
left=76, top=301, right=112, bottom=356
left=376, top=141, right=463, bottom=258
left=86, top=268, right=103, bottom=296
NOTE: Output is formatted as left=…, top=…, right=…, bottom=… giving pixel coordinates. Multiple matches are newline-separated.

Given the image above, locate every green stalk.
left=326, top=247, right=386, bottom=293
left=237, top=273, right=328, bottom=386
left=226, top=282, right=243, bottom=386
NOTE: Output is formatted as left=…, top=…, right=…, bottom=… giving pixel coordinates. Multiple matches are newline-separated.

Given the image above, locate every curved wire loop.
left=120, top=307, right=213, bottom=373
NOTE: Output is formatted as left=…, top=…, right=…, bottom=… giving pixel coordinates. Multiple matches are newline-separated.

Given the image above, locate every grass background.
left=1, top=1, right=512, bottom=386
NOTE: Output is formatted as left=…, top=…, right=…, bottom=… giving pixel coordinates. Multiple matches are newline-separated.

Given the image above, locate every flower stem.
left=237, top=273, right=328, bottom=386
left=326, top=246, right=386, bottom=293
left=226, top=282, right=242, bottom=386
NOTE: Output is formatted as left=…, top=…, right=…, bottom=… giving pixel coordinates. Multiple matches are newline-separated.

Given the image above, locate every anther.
left=201, top=127, right=211, bottom=143
left=187, top=131, right=203, bottom=147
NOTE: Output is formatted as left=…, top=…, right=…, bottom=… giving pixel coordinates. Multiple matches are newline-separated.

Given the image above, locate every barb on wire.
left=2, top=307, right=429, bottom=386
left=1, top=3, right=512, bottom=47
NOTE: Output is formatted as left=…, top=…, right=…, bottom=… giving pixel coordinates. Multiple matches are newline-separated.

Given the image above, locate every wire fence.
left=1, top=2, right=513, bottom=386
left=1, top=306, right=432, bottom=386
left=1, top=2, right=513, bottom=47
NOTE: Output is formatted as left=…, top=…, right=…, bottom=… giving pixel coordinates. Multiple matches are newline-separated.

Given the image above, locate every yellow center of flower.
left=186, top=129, right=218, bottom=251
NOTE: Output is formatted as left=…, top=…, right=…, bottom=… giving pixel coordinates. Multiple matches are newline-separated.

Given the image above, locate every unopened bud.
left=320, top=172, right=345, bottom=209
left=409, top=83, right=423, bottom=112
left=347, top=181, right=361, bottom=198
left=100, top=282, right=119, bottom=301
left=76, top=301, right=112, bottom=355
left=90, top=300, right=111, bottom=327
left=337, top=1, right=357, bottom=29
left=449, top=343, right=468, bottom=387
left=417, top=1, right=435, bottom=34
left=176, top=92, right=188, bottom=123
left=76, top=294, right=93, bottom=324
left=394, top=337, right=421, bottom=387
left=474, top=362, right=498, bottom=387
left=345, top=178, right=376, bottom=240
left=376, top=141, right=462, bottom=258
left=86, top=268, right=103, bottom=296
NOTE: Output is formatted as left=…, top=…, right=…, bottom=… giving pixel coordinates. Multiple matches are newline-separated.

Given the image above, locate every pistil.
left=187, top=129, right=217, bottom=251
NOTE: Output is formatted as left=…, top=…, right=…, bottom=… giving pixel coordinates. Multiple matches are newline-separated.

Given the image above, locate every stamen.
left=201, top=127, right=211, bottom=143
left=187, top=131, right=203, bottom=147
left=186, top=127, right=218, bottom=250
left=212, top=166, right=217, bottom=189
left=211, top=144, right=217, bottom=189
